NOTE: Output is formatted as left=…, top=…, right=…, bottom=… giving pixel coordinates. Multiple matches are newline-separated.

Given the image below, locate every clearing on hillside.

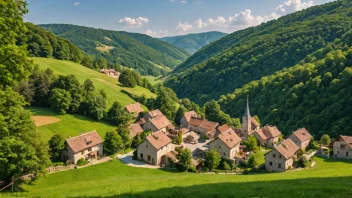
left=32, top=116, right=61, bottom=126
left=96, top=44, right=115, bottom=52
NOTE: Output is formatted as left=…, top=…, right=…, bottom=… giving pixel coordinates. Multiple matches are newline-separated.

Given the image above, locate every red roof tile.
left=292, top=128, right=312, bottom=142
left=183, top=111, right=198, bottom=122
left=66, top=131, right=103, bottom=153
left=124, top=103, right=144, bottom=114
left=150, top=115, right=172, bottom=130
left=129, top=123, right=144, bottom=137
left=212, top=131, right=242, bottom=149
left=146, top=131, right=172, bottom=150
left=274, top=139, right=300, bottom=159
left=256, top=125, right=282, bottom=140
left=251, top=117, right=260, bottom=127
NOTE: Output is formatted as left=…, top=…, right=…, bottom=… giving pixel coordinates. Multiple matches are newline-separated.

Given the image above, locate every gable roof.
left=146, top=109, right=164, bottom=119
left=273, top=139, right=300, bottom=159
left=332, top=136, right=352, bottom=149
left=66, top=131, right=103, bottom=153
left=188, top=117, right=203, bottom=126
left=250, top=117, right=260, bottom=127
left=291, top=128, right=312, bottom=142
left=255, top=125, right=281, bottom=140
left=124, top=103, right=144, bottom=114
left=211, top=131, right=242, bottom=149
left=150, top=115, right=172, bottom=130
left=217, top=124, right=231, bottom=134
left=129, top=123, right=144, bottom=137
left=183, top=111, right=198, bottom=122
left=146, top=131, right=172, bottom=150
left=199, top=119, right=218, bottom=131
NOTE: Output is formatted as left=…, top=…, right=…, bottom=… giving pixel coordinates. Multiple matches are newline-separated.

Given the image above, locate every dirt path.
left=32, top=116, right=61, bottom=126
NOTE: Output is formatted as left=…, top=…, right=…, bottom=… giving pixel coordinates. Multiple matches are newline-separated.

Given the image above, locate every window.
left=219, top=146, right=221, bottom=149
left=347, top=152, right=349, bottom=157
left=341, top=144, right=346, bottom=149
left=147, top=155, right=151, bottom=161
left=269, top=162, right=272, bottom=166
left=279, top=155, right=281, bottom=158
left=278, top=164, right=282, bottom=168
left=140, top=153, right=143, bottom=158
left=146, top=144, right=148, bottom=148
left=223, top=152, right=225, bottom=156
left=88, top=148, right=92, bottom=152
left=273, top=154, right=276, bottom=158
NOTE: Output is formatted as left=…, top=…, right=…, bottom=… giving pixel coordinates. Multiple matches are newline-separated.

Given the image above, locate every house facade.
left=331, top=136, right=352, bottom=159
left=61, top=131, right=103, bottom=164
left=209, top=130, right=242, bottom=159
left=289, top=128, right=312, bottom=150
left=265, top=139, right=299, bottom=172
left=137, top=131, right=175, bottom=166
left=143, top=115, right=172, bottom=132
left=187, top=117, right=219, bottom=139
left=253, top=125, right=282, bottom=148
left=180, top=111, right=198, bottom=128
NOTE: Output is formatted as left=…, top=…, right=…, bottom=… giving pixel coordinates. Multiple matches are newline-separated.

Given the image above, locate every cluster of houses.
left=59, top=100, right=352, bottom=173
left=99, top=68, right=120, bottom=78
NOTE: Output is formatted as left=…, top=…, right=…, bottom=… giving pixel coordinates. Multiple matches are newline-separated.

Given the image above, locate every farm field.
left=28, top=107, right=116, bottom=142
left=8, top=157, right=352, bottom=198
left=31, top=57, right=156, bottom=107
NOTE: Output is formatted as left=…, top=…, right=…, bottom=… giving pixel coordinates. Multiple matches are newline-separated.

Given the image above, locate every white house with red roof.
left=289, top=128, right=312, bottom=150
left=331, top=135, right=352, bottom=159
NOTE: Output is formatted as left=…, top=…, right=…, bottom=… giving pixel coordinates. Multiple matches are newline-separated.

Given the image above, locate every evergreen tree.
left=48, top=134, right=65, bottom=161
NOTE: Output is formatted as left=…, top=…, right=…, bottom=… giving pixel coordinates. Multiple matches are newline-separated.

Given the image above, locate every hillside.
left=160, top=31, right=227, bottom=54
left=32, top=57, right=156, bottom=107
left=166, top=0, right=352, bottom=104
left=40, top=24, right=190, bottom=76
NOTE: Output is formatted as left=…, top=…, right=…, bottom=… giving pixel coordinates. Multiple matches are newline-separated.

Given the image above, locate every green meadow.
left=5, top=157, right=352, bottom=198
left=31, top=57, right=156, bottom=107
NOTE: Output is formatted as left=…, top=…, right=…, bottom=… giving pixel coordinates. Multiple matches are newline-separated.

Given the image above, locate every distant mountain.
left=40, top=24, right=190, bottom=76
left=160, top=31, right=227, bottom=54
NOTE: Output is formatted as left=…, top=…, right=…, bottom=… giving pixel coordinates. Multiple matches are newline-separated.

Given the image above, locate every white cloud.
left=276, top=0, right=314, bottom=14
left=145, top=30, right=169, bottom=38
left=73, top=2, right=80, bottom=6
left=118, top=17, right=149, bottom=28
left=176, top=22, right=193, bottom=32
left=181, top=0, right=188, bottom=3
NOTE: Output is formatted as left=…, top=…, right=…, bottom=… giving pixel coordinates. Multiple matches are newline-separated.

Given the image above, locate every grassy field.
left=28, top=107, right=116, bottom=142
left=6, top=157, right=352, bottom=197
left=31, top=57, right=156, bottom=107
left=142, top=75, right=163, bottom=85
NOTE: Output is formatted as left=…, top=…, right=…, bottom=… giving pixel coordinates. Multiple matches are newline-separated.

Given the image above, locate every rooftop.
left=146, top=131, right=172, bottom=150
left=274, top=139, right=300, bottom=159
left=124, top=103, right=144, bottom=114
left=66, top=131, right=103, bottom=153
left=291, top=128, right=312, bottom=142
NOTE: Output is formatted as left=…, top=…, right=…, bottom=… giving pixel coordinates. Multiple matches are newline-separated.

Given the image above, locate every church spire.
left=244, top=96, right=251, bottom=118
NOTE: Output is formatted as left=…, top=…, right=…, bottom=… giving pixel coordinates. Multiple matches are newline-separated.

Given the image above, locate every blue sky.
left=25, top=0, right=334, bottom=37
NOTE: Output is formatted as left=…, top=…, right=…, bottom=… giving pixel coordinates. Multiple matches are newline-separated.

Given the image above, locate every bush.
left=132, top=150, right=137, bottom=160
left=299, top=157, right=308, bottom=168
left=77, top=158, right=88, bottom=166
left=188, top=166, right=197, bottom=172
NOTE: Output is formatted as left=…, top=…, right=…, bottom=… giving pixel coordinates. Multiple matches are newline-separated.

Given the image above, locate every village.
left=58, top=99, right=352, bottom=173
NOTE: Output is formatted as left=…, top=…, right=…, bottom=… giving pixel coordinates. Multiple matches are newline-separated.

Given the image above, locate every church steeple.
left=244, top=96, right=251, bottom=118
left=242, top=96, right=252, bottom=137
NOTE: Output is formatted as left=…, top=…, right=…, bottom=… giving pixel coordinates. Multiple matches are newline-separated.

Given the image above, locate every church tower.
left=242, top=97, right=252, bottom=137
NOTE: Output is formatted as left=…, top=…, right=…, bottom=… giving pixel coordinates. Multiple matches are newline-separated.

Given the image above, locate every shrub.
left=132, top=150, right=137, bottom=160
left=188, top=166, right=197, bottom=173
left=223, top=162, right=231, bottom=170
left=77, top=158, right=88, bottom=166
left=320, top=134, right=331, bottom=145
left=299, top=157, right=308, bottom=168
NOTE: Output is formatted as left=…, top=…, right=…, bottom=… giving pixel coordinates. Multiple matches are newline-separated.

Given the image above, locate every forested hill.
left=160, top=31, right=227, bottom=54
left=40, top=24, right=190, bottom=76
left=166, top=0, right=352, bottom=104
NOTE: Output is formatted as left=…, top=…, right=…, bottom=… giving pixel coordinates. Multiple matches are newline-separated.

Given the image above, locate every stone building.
left=253, top=125, right=282, bottom=148
left=331, top=135, right=352, bottom=159
left=289, top=128, right=312, bottom=150
left=180, top=111, right=198, bottom=128
left=187, top=117, right=219, bottom=139
left=241, top=98, right=260, bottom=137
left=265, top=139, right=299, bottom=172
left=209, top=129, right=242, bottom=159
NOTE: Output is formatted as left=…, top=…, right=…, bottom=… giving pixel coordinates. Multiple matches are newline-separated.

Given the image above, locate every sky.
left=25, top=0, right=335, bottom=38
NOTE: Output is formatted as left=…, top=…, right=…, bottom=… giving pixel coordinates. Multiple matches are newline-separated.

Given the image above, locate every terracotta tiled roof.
left=188, top=117, right=203, bottom=126
left=250, top=117, right=260, bottom=127
left=183, top=111, right=198, bottom=122
left=146, top=131, right=172, bottom=150
left=66, top=131, right=103, bottom=153
left=199, top=119, right=218, bottom=131
left=124, top=103, right=144, bottom=114
left=129, top=123, right=144, bottom=137
left=137, top=117, right=146, bottom=125
left=213, top=131, right=242, bottom=149
left=256, top=125, right=281, bottom=140
left=179, top=128, right=190, bottom=134
left=217, top=124, right=232, bottom=134
left=146, top=109, right=164, bottom=119
left=332, top=136, right=352, bottom=149
left=291, top=128, right=312, bottom=142
left=150, top=115, right=172, bottom=130
left=274, top=139, right=300, bottom=159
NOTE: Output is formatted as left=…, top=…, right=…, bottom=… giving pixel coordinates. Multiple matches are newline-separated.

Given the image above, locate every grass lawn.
left=28, top=107, right=116, bottom=142
left=6, top=157, right=352, bottom=197
left=142, top=75, right=163, bottom=85
left=31, top=57, right=156, bottom=107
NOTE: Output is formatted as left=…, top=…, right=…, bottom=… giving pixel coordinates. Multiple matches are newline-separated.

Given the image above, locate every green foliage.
left=243, top=136, right=259, bottom=152
left=205, top=149, right=221, bottom=171
left=52, top=75, right=82, bottom=113
left=247, top=152, right=265, bottom=168
left=119, top=69, right=137, bottom=88
left=39, top=24, right=190, bottom=76
left=49, top=88, right=72, bottom=114
left=320, top=134, right=331, bottom=145
left=48, top=134, right=65, bottom=160
left=105, top=101, right=132, bottom=126
left=160, top=31, right=227, bottom=54
left=203, top=100, right=237, bottom=127
left=117, top=125, right=132, bottom=149
left=299, top=156, right=308, bottom=168
left=308, top=138, right=320, bottom=150
left=178, top=148, right=192, bottom=171
left=77, top=158, right=88, bottom=166
left=80, top=93, right=107, bottom=120
left=223, top=161, right=231, bottom=171
left=83, top=79, right=95, bottom=95
left=104, top=131, right=123, bottom=155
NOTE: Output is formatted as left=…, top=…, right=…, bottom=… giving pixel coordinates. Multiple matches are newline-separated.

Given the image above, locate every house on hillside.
left=187, top=117, right=219, bottom=139
left=143, top=109, right=164, bottom=121
left=137, top=131, right=177, bottom=166
left=331, top=135, right=352, bottom=159
left=124, top=103, right=144, bottom=116
left=143, top=115, right=173, bottom=133
left=265, top=139, right=300, bottom=172
left=61, top=131, right=103, bottom=164
left=241, top=98, right=260, bottom=137
left=253, top=125, right=282, bottom=148
left=209, top=129, right=242, bottom=159
left=129, top=123, right=144, bottom=138
left=289, top=128, right=312, bottom=150
left=100, top=68, right=120, bottom=77
left=180, top=111, right=198, bottom=128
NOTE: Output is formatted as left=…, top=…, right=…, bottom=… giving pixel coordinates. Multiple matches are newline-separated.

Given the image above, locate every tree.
left=81, top=93, right=107, bottom=120
left=243, top=135, right=259, bottom=152
left=299, top=156, right=308, bottom=168
left=81, top=56, right=94, bottom=68
left=247, top=152, right=264, bottom=168
left=99, top=89, right=107, bottom=99
left=320, top=134, right=331, bottom=145
left=17, top=80, right=35, bottom=104
left=117, top=125, right=132, bottom=149
left=203, top=100, right=235, bottom=127
left=83, top=79, right=95, bottom=96
left=178, top=148, right=193, bottom=171
left=105, top=101, right=131, bottom=126
left=205, top=149, right=221, bottom=171
left=48, top=134, right=65, bottom=160
left=119, top=69, right=136, bottom=88
left=49, top=88, right=72, bottom=114
left=103, top=131, right=123, bottom=155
